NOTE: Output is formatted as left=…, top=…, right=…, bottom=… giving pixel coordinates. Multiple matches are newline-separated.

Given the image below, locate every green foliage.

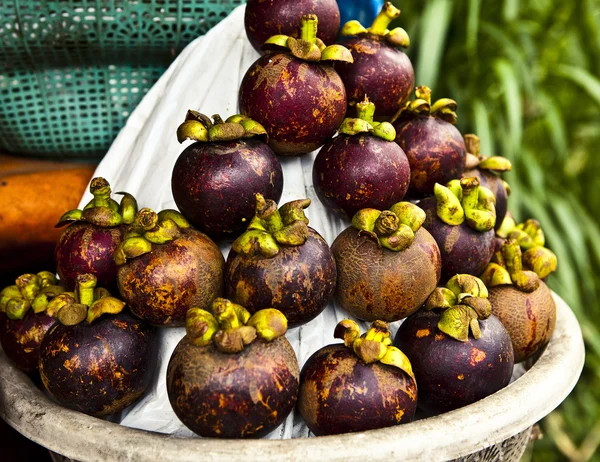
left=393, top=0, right=600, bottom=460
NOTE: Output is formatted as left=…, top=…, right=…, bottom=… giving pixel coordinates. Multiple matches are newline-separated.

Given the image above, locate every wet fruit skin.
left=239, top=53, right=347, bottom=156
left=488, top=282, right=556, bottom=363
left=298, top=344, right=417, bottom=436
left=0, top=311, right=56, bottom=373
left=39, top=311, right=155, bottom=416
left=55, top=222, right=123, bottom=290
left=463, top=168, right=508, bottom=231
left=394, top=116, right=466, bottom=198
left=172, top=139, right=284, bottom=238
left=244, top=0, right=340, bottom=53
left=395, top=310, right=514, bottom=416
left=420, top=197, right=495, bottom=282
left=331, top=226, right=441, bottom=322
left=225, top=228, right=336, bottom=327
left=167, top=335, right=299, bottom=438
left=117, top=228, right=225, bottom=327
left=313, top=134, right=411, bottom=219
left=334, top=36, right=414, bottom=120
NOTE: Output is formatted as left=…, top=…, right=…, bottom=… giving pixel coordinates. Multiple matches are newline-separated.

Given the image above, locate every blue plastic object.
left=337, top=0, right=384, bottom=29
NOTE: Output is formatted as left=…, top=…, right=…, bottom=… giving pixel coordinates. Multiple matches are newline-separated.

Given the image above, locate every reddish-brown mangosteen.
left=481, top=237, right=557, bottom=363
left=334, top=2, right=414, bottom=119
left=313, top=98, right=410, bottom=219
left=226, top=195, right=335, bottom=327
left=0, top=271, right=62, bottom=372
left=239, top=15, right=352, bottom=156
left=420, top=177, right=496, bottom=281
left=395, top=275, right=514, bottom=416
left=115, top=208, right=224, bottom=327
left=332, top=202, right=441, bottom=321
left=172, top=111, right=283, bottom=238
left=54, top=177, right=138, bottom=290
left=299, top=319, right=417, bottom=435
left=244, top=0, right=340, bottom=53
left=461, top=134, right=512, bottom=230
left=167, top=298, right=299, bottom=438
left=393, top=86, right=466, bottom=197
left=39, top=274, right=155, bottom=416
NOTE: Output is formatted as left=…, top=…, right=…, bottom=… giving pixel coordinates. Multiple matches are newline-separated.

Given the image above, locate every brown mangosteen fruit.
left=334, top=2, right=414, bottom=119
left=167, top=298, right=299, bottom=438
left=239, top=15, right=352, bottom=156
left=393, top=86, right=466, bottom=197
left=54, top=177, right=138, bottom=290
left=225, top=195, right=335, bottom=327
left=299, top=319, right=417, bottom=435
left=0, top=271, right=62, bottom=372
left=39, top=274, right=155, bottom=416
left=420, top=177, right=496, bottom=281
left=332, top=202, right=441, bottom=322
left=244, top=0, right=340, bottom=53
left=313, top=98, right=410, bottom=219
left=481, top=238, right=557, bottom=362
left=394, top=275, right=514, bottom=416
left=115, top=208, right=224, bottom=327
left=172, top=112, right=283, bottom=238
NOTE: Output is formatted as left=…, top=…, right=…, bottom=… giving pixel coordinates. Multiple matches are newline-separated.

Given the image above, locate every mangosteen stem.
left=481, top=240, right=541, bottom=292
left=300, top=14, right=318, bottom=44
left=369, top=2, right=400, bottom=35
left=256, top=194, right=285, bottom=233
left=75, top=274, right=97, bottom=308
left=356, top=99, right=375, bottom=124
left=464, top=134, right=481, bottom=156
left=88, top=178, right=114, bottom=209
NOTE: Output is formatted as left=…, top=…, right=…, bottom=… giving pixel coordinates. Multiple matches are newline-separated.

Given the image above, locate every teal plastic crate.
left=0, top=0, right=245, bottom=160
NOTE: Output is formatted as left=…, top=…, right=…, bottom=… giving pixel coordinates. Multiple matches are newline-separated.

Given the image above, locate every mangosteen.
left=299, top=319, right=417, bottom=435
left=39, top=274, right=155, bottom=416
left=313, top=98, right=411, bottom=219
left=393, top=86, right=466, bottom=197
left=172, top=112, right=283, bottom=238
left=461, top=134, right=512, bottom=229
left=334, top=2, right=414, bottom=119
left=239, top=14, right=353, bottom=156
left=481, top=238, right=557, bottom=363
left=244, top=0, right=340, bottom=53
left=225, top=195, right=336, bottom=327
left=395, top=274, right=514, bottom=416
left=420, top=177, right=496, bottom=281
left=0, top=271, right=63, bottom=372
left=332, top=202, right=441, bottom=322
left=115, top=208, right=224, bottom=327
left=167, top=298, right=299, bottom=438
left=54, top=177, right=138, bottom=290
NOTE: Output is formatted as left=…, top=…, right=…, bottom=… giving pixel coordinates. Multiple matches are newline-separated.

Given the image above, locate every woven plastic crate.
left=0, top=0, right=244, bottom=160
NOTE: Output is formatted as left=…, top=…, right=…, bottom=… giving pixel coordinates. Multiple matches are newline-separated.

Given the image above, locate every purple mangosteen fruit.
left=0, top=271, right=62, bottom=372
left=461, top=134, right=512, bottom=230
left=244, top=0, right=340, bottom=53
left=420, top=177, right=496, bottom=281
left=481, top=237, right=557, bottom=363
left=115, top=208, right=224, bottom=327
left=239, top=15, right=352, bottom=156
left=332, top=202, right=441, bottom=321
left=313, top=98, right=411, bottom=219
left=54, top=177, right=138, bottom=290
left=167, top=298, right=299, bottom=438
left=394, top=274, right=514, bottom=416
left=298, top=319, right=417, bottom=435
left=225, top=195, right=336, bottom=327
left=172, top=111, right=283, bottom=238
left=39, top=274, right=155, bottom=416
left=334, top=2, right=414, bottom=119
left=393, top=86, right=466, bottom=197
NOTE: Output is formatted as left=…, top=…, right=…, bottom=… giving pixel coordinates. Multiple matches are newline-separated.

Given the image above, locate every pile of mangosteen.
left=0, top=0, right=561, bottom=443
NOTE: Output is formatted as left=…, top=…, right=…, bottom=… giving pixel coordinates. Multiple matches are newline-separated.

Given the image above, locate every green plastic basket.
left=0, top=0, right=245, bottom=160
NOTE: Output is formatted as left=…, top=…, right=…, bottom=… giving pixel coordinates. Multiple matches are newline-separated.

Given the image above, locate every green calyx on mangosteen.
left=39, top=274, right=155, bottom=416
left=176, top=111, right=269, bottom=144
left=332, top=202, right=441, bottom=322
left=298, top=319, right=417, bottom=436
left=0, top=271, right=63, bottom=372
left=114, top=207, right=224, bottom=326
left=167, top=298, right=299, bottom=438
left=340, top=2, right=410, bottom=48
left=226, top=195, right=336, bottom=327
left=337, top=97, right=397, bottom=141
